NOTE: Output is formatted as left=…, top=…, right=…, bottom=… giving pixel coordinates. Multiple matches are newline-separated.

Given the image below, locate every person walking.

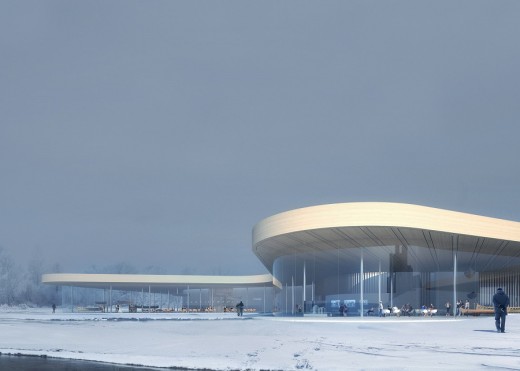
left=492, top=288, right=510, bottom=333
left=445, top=301, right=451, bottom=316
left=378, top=301, right=384, bottom=317
left=236, top=301, right=244, bottom=317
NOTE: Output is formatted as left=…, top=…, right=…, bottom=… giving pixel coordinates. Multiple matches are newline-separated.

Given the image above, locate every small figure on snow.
left=236, top=301, right=244, bottom=317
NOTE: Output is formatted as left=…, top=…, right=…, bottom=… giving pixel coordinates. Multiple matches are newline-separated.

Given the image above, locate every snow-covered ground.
left=0, top=307, right=519, bottom=370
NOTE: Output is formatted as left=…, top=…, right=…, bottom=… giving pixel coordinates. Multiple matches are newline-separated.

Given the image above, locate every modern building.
left=43, top=202, right=520, bottom=315
left=42, top=273, right=274, bottom=313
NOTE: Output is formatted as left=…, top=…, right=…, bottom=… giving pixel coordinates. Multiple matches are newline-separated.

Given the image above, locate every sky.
left=1, top=309, right=520, bottom=370
left=1, top=1, right=520, bottom=275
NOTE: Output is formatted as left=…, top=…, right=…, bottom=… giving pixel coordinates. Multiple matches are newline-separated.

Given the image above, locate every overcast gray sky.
left=1, top=1, right=520, bottom=275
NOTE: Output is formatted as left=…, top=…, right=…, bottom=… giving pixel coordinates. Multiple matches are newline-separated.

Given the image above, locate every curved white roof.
left=42, top=203, right=520, bottom=288
left=42, top=273, right=273, bottom=290
left=253, top=202, right=520, bottom=270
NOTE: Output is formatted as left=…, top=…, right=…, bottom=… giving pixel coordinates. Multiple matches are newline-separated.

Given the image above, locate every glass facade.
left=60, top=286, right=275, bottom=314
left=49, top=204, right=520, bottom=315
left=271, top=242, right=520, bottom=316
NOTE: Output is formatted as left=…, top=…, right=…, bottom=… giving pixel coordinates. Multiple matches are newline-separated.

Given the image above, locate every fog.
left=1, top=1, right=520, bottom=276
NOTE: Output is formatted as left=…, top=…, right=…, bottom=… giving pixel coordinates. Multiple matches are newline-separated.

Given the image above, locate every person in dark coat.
left=492, top=288, right=510, bottom=333
left=236, top=301, right=244, bottom=316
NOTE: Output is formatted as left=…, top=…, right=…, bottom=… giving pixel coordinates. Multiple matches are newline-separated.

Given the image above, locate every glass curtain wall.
left=272, top=242, right=520, bottom=316
left=60, top=286, right=275, bottom=313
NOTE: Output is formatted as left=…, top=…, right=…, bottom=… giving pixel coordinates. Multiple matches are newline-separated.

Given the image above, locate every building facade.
left=253, top=202, right=520, bottom=315
left=44, top=202, right=520, bottom=315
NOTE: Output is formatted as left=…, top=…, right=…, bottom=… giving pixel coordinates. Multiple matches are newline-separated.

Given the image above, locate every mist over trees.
left=0, top=247, right=19, bottom=305
left=0, top=247, right=59, bottom=306
left=0, top=247, right=179, bottom=307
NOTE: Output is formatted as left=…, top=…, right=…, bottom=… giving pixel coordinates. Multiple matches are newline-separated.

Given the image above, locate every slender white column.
left=285, top=283, right=288, bottom=314
left=453, top=250, right=457, bottom=316
left=390, top=275, right=393, bottom=308
left=303, top=261, right=307, bottom=310
left=291, top=276, right=295, bottom=315
left=378, top=260, right=381, bottom=305
left=360, top=248, right=364, bottom=318
left=263, top=286, right=266, bottom=313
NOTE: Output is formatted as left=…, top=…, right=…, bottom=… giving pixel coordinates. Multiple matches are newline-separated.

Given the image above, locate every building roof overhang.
left=252, top=202, right=520, bottom=271
left=42, top=273, right=273, bottom=291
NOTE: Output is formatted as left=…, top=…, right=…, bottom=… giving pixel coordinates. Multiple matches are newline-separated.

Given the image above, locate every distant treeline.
left=0, top=247, right=179, bottom=307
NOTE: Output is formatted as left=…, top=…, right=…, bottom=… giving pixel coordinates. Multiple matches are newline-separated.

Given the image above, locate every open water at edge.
left=0, top=355, right=194, bottom=370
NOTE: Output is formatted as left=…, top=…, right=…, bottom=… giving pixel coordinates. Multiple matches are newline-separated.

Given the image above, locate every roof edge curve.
left=252, top=202, right=520, bottom=245
left=42, top=273, right=273, bottom=288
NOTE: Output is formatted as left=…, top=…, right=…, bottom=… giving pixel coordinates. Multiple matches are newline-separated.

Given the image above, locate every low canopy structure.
left=42, top=273, right=273, bottom=292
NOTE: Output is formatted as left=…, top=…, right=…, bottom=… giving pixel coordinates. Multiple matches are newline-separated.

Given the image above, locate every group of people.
left=456, top=299, right=470, bottom=316
left=377, top=301, right=401, bottom=317
left=418, top=288, right=511, bottom=333
left=443, top=299, right=471, bottom=316
left=420, top=304, right=437, bottom=316
left=375, top=301, right=435, bottom=317
left=400, top=303, right=414, bottom=316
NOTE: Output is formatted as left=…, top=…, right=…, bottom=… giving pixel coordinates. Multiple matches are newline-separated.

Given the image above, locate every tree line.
left=0, top=247, right=183, bottom=307
left=0, top=247, right=60, bottom=306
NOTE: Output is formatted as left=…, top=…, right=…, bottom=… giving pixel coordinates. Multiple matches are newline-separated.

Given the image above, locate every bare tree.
left=0, top=247, right=19, bottom=305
